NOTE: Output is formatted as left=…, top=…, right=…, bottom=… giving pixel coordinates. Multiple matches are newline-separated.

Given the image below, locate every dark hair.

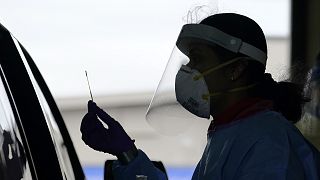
left=200, top=13, right=309, bottom=123
left=252, top=69, right=310, bottom=123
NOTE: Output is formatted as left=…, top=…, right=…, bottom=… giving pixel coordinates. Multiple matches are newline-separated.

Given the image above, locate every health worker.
left=80, top=13, right=320, bottom=180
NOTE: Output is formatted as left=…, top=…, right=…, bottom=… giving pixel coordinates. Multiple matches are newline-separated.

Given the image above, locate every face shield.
left=305, top=61, right=320, bottom=119
left=146, top=24, right=267, bottom=135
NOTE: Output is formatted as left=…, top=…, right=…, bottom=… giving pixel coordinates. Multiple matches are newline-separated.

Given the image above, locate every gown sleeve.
left=112, top=150, right=167, bottom=180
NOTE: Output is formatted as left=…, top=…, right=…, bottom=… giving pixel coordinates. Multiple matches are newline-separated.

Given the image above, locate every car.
left=0, top=23, right=85, bottom=180
left=0, top=22, right=168, bottom=180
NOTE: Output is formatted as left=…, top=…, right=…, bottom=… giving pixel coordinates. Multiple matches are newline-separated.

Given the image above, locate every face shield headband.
left=176, top=24, right=267, bottom=66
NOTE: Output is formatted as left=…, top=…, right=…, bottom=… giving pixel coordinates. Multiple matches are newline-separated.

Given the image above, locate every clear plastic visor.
left=145, top=23, right=268, bottom=135
left=145, top=46, right=210, bottom=136
left=305, top=81, right=320, bottom=119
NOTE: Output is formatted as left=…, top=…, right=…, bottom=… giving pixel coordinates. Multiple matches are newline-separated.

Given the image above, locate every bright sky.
left=0, top=0, right=290, bottom=98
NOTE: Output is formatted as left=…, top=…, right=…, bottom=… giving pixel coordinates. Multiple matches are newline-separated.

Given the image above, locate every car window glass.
left=35, top=83, right=75, bottom=180
left=11, top=37, right=75, bottom=180
left=0, top=66, right=33, bottom=180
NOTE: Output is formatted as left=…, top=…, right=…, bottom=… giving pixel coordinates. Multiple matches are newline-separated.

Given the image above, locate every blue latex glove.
left=80, top=101, right=135, bottom=156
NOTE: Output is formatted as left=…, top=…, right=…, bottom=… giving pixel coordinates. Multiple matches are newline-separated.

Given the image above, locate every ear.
left=228, top=60, right=249, bottom=81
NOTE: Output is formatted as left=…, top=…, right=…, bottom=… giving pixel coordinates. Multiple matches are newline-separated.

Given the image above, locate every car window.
left=0, top=66, right=33, bottom=180
left=11, top=37, right=75, bottom=180
left=33, top=82, right=75, bottom=180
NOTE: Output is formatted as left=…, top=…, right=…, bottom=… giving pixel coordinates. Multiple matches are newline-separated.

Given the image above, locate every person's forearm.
left=116, top=145, right=139, bottom=165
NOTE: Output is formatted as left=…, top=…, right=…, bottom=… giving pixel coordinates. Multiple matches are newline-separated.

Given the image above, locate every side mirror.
left=104, top=160, right=168, bottom=180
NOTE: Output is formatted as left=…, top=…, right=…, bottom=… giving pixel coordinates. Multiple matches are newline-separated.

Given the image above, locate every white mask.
left=175, top=58, right=257, bottom=119
left=175, top=65, right=211, bottom=118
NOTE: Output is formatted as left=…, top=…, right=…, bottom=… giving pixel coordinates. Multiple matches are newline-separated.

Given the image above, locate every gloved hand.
left=80, top=101, right=136, bottom=158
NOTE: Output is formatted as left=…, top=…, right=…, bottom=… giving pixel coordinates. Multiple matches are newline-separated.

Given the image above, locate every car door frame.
left=0, top=23, right=67, bottom=180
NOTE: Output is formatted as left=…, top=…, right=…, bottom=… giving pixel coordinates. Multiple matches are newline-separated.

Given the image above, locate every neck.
left=211, top=91, right=251, bottom=117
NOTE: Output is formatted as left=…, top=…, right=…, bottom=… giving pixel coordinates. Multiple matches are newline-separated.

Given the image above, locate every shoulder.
left=237, top=110, right=300, bottom=139
left=231, top=110, right=306, bottom=157
left=236, top=111, right=317, bottom=165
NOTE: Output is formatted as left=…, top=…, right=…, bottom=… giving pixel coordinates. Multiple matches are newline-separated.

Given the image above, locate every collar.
left=208, top=97, right=273, bottom=133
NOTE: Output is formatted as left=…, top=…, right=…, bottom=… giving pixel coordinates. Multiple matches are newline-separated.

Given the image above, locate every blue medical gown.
left=112, top=150, right=167, bottom=179
left=112, top=110, right=320, bottom=179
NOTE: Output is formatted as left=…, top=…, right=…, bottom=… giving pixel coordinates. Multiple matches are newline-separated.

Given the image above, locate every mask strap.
left=202, top=83, right=258, bottom=100
left=193, top=57, right=242, bottom=81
